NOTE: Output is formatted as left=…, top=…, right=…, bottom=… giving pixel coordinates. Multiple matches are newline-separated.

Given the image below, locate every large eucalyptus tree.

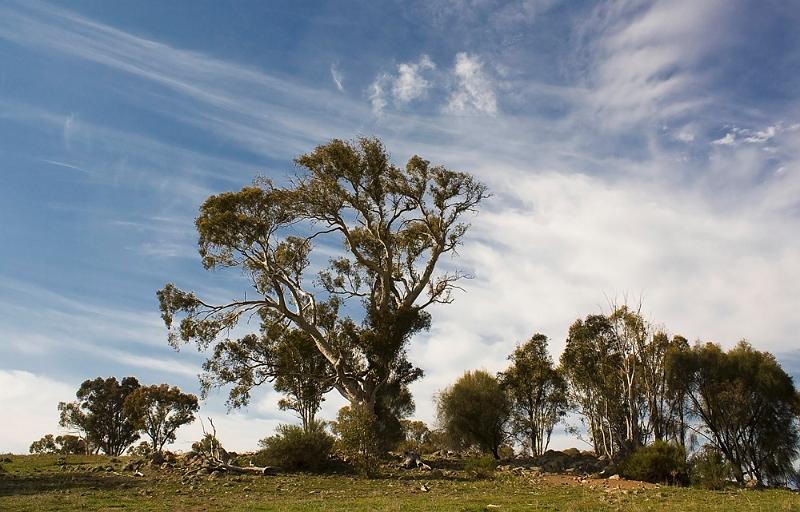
left=158, top=137, right=487, bottom=435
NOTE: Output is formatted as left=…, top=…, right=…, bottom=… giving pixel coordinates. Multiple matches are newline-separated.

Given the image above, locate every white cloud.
left=576, top=0, right=728, bottom=127
left=62, top=112, right=76, bottom=148
left=368, top=73, right=389, bottom=114
left=743, top=125, right=777, bottom=144
left=712, top=124, right=788, bottom=147
left=0, top=370, right=76, bottom=453
left=369, top=55, right=436, bottom=113
left=712, top=132, right=736, bottom=145
left=330, top=62, right=344, bottom=92
left=446, top=52, right=498, bottom=114
left=392, top=54, right=435, bottom=103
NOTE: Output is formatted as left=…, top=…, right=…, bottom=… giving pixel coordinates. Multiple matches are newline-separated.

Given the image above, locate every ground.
left=0, top=454, right=798, bottom=511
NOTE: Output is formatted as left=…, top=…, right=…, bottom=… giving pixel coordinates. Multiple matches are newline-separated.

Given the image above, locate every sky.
left=1, top=0, right=799, bottom=454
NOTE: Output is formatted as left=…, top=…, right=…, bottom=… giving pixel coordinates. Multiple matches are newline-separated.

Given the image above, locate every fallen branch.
left=198, top=417, right=276, bottom=476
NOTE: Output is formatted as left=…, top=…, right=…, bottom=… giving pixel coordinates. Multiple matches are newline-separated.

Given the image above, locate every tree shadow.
left=0, top=472, right=143, bottom=496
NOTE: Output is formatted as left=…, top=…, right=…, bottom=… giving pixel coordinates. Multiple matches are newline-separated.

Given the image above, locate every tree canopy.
left=124, top=384, right=199, bottom=454
left=436, top=370, right=510, bottom=459
left=668, top=340, right=800, bottom=486
left=158, top=137, right=488, bottom=438
left=499, top=334, right=567, bottom=456
left=58, top=376, right=141, bottom=456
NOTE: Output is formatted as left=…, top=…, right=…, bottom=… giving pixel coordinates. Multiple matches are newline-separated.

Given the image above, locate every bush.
left=464, top=454, right=498, bottom=479
left=332, top=404, right=381, bottom=476
left=254, top=422, right=334, bottom=472
left=191, top=433, right=222, bottom=456
left=127, top=441, right=153, bottom=458
left=435, top=370, right=510, bottom=459
left=620, top=441, right=688, bottom=485
left=689, top=446, right=733, bottom=490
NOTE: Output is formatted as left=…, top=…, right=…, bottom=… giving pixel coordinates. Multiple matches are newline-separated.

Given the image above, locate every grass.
left=0, top=454, right=798, bottom=511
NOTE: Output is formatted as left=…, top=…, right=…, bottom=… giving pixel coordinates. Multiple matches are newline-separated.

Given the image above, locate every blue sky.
left=1, top=0, right=799, bottom=453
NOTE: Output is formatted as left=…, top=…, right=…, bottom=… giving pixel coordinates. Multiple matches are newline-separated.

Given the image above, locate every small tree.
left=29, top=434, right=57, bottom=454
left=399, top=419, right=431, bottom=453
left=202, top=317, right=334, bottom=432
left=436, top=370, right=510, bottom=459
left=332, top=404, right=381, bottom=475
left=499, top=334, right=568, bottom=456
left=58, top=376, right=141, bottom=456
left=124, top=384, right=199, bottom=454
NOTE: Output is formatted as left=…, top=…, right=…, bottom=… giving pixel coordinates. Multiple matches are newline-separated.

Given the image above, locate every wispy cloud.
left=446, top=52, right=498, bottom=114
left=392, top=54, right=435, bottom=103
left=330, top=62, right=344, bottom=92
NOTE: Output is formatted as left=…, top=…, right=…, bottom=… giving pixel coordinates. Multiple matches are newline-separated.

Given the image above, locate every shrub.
left=620, top=441, right=688, bottom=485
left=332, top=404, right=381, bottom=476
left=127, top=441, right=153, bottom=458
left=254, top=422, right=334, bottom=471
left=464, top=454, right=498, bottom=479
left=435, top=370, right=511, bottom=459
left=689, top=445, right=733, bottom=490
left=191, top=433, right=222, bottom=456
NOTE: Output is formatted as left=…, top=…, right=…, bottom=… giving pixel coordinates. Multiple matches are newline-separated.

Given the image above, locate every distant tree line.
left=433, top=304, right=800, bottom=487
left=31, top=376, right=198, bottom=456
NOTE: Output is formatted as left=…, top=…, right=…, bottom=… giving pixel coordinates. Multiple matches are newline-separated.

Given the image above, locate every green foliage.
left=463, top=454, right=498, bottom=479
left=158, top=137, right=487, bottom=430
left=58, top=376, right=141, bottom=456
left=332, top=404, right=381, bottom=476
left=689, top=445, right=733, bottom=490
left=436, top=370, right=510, bottom=459
left=620, top=441, right=688, bottom=485
left=561, top=309, right=691, bottom=459
left=499, top=334, right=568, bottom=456
left=123, top=384, right=199, bottom=454
left=191, top=433, right=223, bottom=457
left=29, top=435, right=57, bottom=454
left=200, top=318, right=334, bottom=428
left=669, top=341, right=800, bottom=485
left=398, top=420, right=433, bottom=454
left=254, top=422, right=334, bottom=471
left=127, top=441, right=153, bottom=458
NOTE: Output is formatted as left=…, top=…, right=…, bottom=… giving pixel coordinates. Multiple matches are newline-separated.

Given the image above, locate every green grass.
left=0, top=454, right=797, bottom=511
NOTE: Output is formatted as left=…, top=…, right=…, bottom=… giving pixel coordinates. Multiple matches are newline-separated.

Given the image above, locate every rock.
left=401, top=451, right=421, bottom=469
left=419, top=484, right=429, bottom=492
left=562, top=448, right=581, bottom=458
left=607, top=474, right=620, bottom=480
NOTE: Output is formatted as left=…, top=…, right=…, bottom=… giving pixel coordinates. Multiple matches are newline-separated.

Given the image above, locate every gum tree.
left=158, top=137, right=487, bottom=436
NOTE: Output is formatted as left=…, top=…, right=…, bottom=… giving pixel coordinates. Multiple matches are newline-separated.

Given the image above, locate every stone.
left=401, top=451, right=421, bottom=469
left=607, top=474, right=620, bottom=480
left=562, top=448, right=581, bottom=458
